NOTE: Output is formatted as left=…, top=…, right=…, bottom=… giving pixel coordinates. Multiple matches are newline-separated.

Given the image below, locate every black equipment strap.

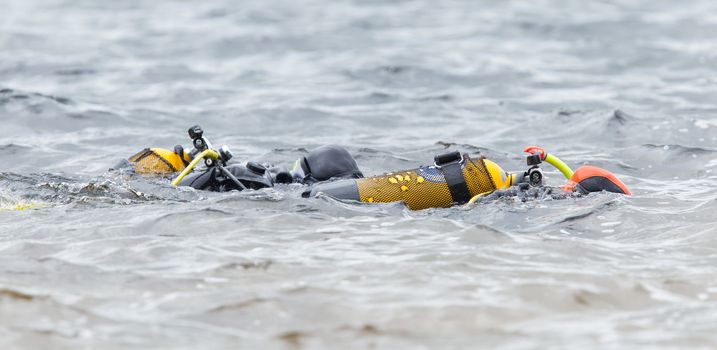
left=217, top=165, right=248, bottom=191
left=441, top=160, right=471, bottom=204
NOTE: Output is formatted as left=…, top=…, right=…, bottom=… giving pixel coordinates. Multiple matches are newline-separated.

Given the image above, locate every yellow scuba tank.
left=306, top=151, right=515, bottom=210
left=128, top=147, right=191, bottom=175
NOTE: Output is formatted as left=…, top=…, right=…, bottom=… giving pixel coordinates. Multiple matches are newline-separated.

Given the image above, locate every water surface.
left=1, top=0, right=717, bottom=349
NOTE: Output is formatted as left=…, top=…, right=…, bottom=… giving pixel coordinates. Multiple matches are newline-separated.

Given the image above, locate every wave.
left=0, top=87, right=74, bottom=106
left=642, top=143, right=717, bottom=155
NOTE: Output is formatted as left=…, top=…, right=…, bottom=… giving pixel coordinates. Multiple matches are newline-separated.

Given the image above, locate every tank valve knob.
left=527, top=154, right=542, bottom=166
left=218, top=145, right=233, bottom=164
left=247, top=162, right=267, bottom=175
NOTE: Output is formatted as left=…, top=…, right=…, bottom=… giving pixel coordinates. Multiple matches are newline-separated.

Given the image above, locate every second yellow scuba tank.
left=128, top=147, right=191, bottom=175
left=306, top=151, right=515, bottom=210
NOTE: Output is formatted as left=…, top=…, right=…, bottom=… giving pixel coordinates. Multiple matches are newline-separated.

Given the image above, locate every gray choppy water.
left=1, top=0, right=717, bottom=349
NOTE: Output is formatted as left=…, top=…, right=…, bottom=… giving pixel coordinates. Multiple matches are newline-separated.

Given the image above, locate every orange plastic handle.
left=523, top=146, right=546, bottom=159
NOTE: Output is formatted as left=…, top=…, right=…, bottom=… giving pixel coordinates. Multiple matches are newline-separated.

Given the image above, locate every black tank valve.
left=527, top=167, right=543, bottom=186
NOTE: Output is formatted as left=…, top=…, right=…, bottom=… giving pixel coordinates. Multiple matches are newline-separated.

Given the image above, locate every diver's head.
left=563, top=166, right=631, bottom=195
left=291, top=145, right=363, bottom=183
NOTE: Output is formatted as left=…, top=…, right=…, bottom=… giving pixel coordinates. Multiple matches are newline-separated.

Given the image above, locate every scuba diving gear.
left=523, top=146, right=574, bottom=179
left=170, top=126, right=247, bottom=190
left=114, top=124, right=209, bottom=176
left=178, top=163, right=296, bottom=191
left=116, top=125, right=362, bottom=190
left=465, top=151, right=545, bottom=205
left=524, top=151, right=545, bottom=187
left=165, top=127, right=361, bottom=191
left=178, top=163, right=273, bottom=191
left=218, top=146, right=234, bottom=164
left=434, top=151, right=471, bottom=204
left=521, top=146, right=629, bottom=194
left=118, top=125, right=631, bottom=210
left=307, top=146, right=631, bottom=210
left=305, top=153, right=511, bottom=210
left=187, top=125, right=212, bottom=156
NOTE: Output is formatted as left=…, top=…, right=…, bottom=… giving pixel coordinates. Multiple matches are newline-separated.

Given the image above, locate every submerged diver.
left=115, top=125, right=630, bottom=210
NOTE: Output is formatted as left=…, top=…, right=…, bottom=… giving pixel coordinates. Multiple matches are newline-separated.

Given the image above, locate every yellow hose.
left=465, top=150, right=574, bottom=208
left=544, top=153, right=574, bottom=180
left=171, top=149, right=219, bottom=187
left=466, top=191, right=492, bottom=205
